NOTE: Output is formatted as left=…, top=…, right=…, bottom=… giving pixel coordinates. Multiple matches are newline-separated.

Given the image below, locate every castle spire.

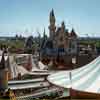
left=49, top=9, right=56, bottom=40
left=51, top=8, right=54, bottom=16
left=43, top=28, right=47, bottom=40
left=70, top=28, right=77, bottom=37
left=50, top=8, right=55, bottom=22
left=61, top=21, right=65, bottom=31
left=43, top=28, right=46, bottom=36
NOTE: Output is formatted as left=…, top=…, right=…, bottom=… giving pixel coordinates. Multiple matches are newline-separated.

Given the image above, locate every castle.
left=48, top=9, right=77, bottom=54
left=40, top=9, right=78, bottom=69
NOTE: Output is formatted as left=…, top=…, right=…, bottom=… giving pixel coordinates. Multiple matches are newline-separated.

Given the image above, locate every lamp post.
left=69, top=71, right=72, bottom=88
left=69, top=71, right=72, bottom=99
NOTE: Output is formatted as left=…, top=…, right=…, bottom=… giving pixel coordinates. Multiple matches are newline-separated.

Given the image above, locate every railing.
left=8, top=78, right=45, bottom=84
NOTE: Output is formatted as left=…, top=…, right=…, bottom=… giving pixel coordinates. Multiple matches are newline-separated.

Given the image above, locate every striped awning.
left=48, top=56, right=100, bottom=94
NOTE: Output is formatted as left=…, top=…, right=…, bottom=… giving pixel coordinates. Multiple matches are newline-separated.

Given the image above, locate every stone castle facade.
left=41, top=9, right=78, bottom=65
left=49, top=9, right=77, bottom=54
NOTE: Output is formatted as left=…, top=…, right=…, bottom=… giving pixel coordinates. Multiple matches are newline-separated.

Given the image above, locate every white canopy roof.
left=48, top=56, right=100, bottom=94
left=0, top=55, right=8, bottom=62
left=8, top=82, right=49, bottom=90
left=8, top=78, right=44, bottom=84
left=8, top=54, right=49, bottom=79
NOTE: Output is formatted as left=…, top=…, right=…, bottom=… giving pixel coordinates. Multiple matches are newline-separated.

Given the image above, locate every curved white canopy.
left=8, top=82, right=49, bottom=90
left=48, top=56, right=100, bottom=94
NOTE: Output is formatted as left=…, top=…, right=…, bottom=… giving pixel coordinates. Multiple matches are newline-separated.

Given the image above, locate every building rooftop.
left=48, top=55, right=100, bottom=94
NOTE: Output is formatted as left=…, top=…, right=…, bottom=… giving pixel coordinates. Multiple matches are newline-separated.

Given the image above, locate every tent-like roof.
left=48, top=56, right=100, bottom=94
left=8, top=54, right=50, bottom=79
left=8, top=78, right=44, bottom=84
left=8, top=82, right=49, bottom=90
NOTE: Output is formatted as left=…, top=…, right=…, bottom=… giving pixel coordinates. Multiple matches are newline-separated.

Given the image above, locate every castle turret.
left=70, top=28, right=77, bottom=38
left=61, top=21, right=65, bottom=32
left=69, top=28, right=78, bottom=55
left=48, top=9, right=56, bottom=40
left=0, top=52, right=8, bottom=92
left=43, top=28, right=47, bottom=41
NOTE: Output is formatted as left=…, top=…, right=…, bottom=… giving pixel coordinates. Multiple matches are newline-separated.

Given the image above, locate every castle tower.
left=48, top=9, right=56, bottom=40
left=61, top=21, right=65, bottom=32
left=43, top=28, right=47, bottom=40
left=70, top=28, right=77, bottom=38
left=0, top=52, right=8, bottom=91
left=69, top=28, right=77, bottom=55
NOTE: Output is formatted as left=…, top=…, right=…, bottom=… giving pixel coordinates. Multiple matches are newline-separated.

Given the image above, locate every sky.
left=0, top=0, right=100, bottom=37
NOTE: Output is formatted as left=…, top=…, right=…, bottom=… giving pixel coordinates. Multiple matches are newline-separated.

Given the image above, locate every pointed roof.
left=0, top=51, right=5, bottom=69
left=65, top=29, right=69, bottom=36
left=70, top=28, right=77, bottom=37
left=61, top=21, right=65, bottom=29
left=40, top=28, right=47, bottom=49
left=56, top=27, right=61, bottom=33
left=43, top=28, right=48, bottom=39
left=43, top=28, right=46, bottom=36
left=50, top=8, right=55, bottom=16
left=61, top=21, right=65, bottom=27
